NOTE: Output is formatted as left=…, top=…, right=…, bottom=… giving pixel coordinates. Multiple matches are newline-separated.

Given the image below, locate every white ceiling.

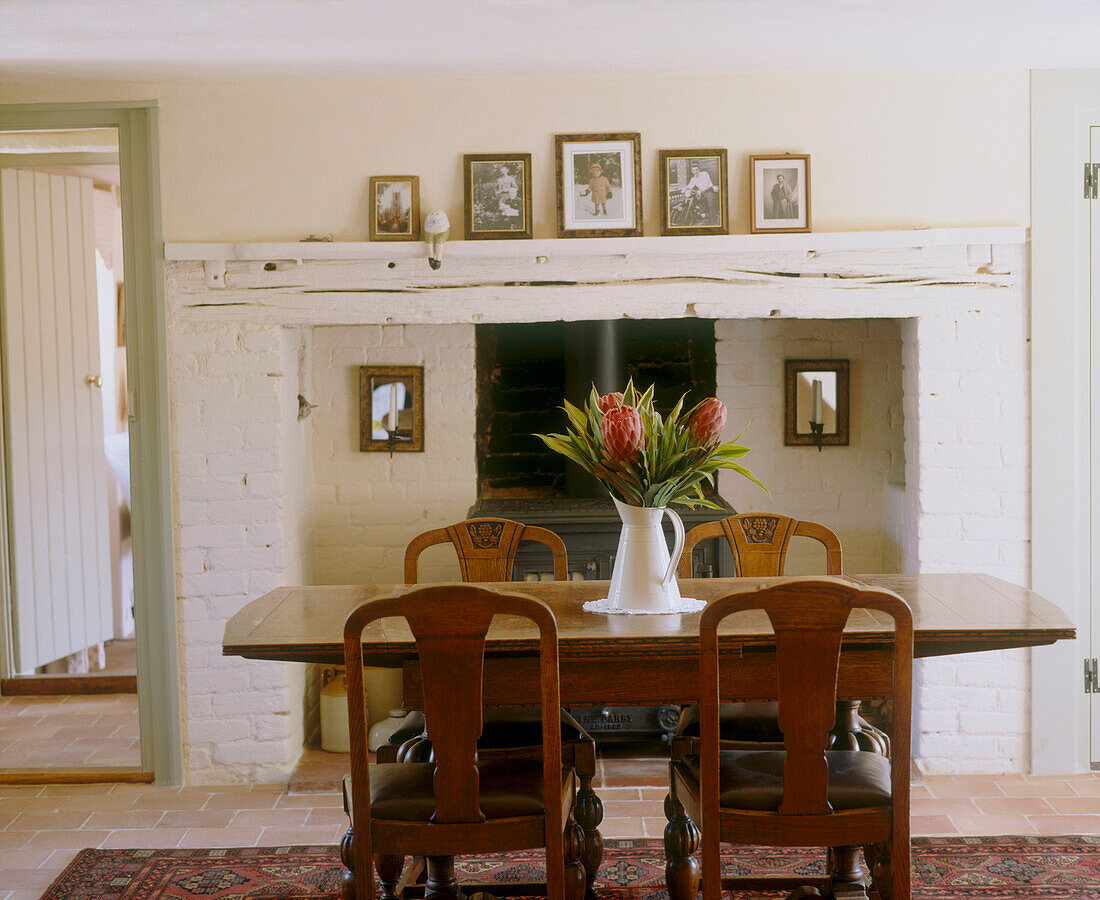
left=2, top=0, right=1099, bottom=80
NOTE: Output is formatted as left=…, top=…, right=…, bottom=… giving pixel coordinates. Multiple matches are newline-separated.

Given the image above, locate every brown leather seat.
left=345, top=761, right=576, bottom=822
left=673, top=750, right=891, bottom=813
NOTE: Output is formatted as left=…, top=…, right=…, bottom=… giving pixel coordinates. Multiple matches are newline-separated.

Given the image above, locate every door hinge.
left=1086, top=658, right=1099, bottom=693
left=1085, top=163, right=1099, bottom=199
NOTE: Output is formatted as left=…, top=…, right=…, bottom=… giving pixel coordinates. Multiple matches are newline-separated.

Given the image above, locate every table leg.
left=830, top=701, right=889, bottom=754
left=375, top=853, right=405, bottom=900
left=663, top=789, right=700, bottom=900
left=425, top=856, right=459, bottom=900
left=573, top=740, right=603, bottom=900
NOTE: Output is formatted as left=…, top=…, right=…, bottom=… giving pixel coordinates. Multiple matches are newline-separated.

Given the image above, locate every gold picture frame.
left=750, top=154, right=811, bottom=233
left=359, top=365, right=425, bottom=452
left=659, top=148, right=729, bottom=236
left=368, top=175, right=420, bottom=241
left=555, top=132, right=643, bottom=238
left=463, top=153, right=533, bottom=240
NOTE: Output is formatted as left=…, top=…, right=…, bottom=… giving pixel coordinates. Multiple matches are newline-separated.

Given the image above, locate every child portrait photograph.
left=555, top=133, right=643, bottom=237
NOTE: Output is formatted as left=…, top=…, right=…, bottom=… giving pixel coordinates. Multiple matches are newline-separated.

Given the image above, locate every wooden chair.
left=404, top=517, right=568, bottom=583
left=341, top=584, right=586, bottom=900
left=674, top=513, right=886, bottom=753
left=393, top=519, right=603, bottom=899
left=665, top=579, right=913, bottom=900
left=677, top=512, right=842, bottom=580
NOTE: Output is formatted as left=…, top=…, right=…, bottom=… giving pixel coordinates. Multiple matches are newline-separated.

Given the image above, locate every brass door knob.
left=86, top=374, right=103, bottom=388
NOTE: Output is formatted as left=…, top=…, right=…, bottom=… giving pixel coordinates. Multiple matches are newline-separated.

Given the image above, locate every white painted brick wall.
left=715, top=318, right=905, bottom=575
left=310, top=324, right=478, bottom=587
left=170, top=323, right=314, bottom=784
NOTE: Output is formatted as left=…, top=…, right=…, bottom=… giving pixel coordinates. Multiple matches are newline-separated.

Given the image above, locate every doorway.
left=0, top=104, right=178, bottom=783
left=0, top=136, right=139, bottom=771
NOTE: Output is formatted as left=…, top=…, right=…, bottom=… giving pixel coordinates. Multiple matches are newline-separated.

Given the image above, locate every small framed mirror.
left=359, top=365, right=424, bottom=452
left=784, top=359, right=849, bottom=447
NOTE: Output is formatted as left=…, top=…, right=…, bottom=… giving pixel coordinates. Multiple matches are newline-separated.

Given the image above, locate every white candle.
left=810, top=378, right=823, bottom=426
left=388, top=383, right=398, bottom=431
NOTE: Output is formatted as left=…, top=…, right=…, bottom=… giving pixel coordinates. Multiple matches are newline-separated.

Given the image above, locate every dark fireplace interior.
left=474, top=318, right=718, bottom=498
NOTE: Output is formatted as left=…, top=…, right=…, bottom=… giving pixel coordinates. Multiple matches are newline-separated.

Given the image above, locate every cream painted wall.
left=0, top=70, right=1028, bottom=241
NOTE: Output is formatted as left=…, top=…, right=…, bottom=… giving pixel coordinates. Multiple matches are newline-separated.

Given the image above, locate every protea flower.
left=596, top=392, right=624, bottom=414
left=689, top=398, right=727, bottom=446
left=601, top=405, right=645, bottom=459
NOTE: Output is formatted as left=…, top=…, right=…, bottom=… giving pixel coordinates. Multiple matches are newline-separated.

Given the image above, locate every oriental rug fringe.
left=39, top=836, right=1100, bottom=900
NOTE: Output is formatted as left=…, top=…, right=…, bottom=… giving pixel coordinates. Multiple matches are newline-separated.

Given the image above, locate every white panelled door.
left=0, top=169, right=112, bottom=673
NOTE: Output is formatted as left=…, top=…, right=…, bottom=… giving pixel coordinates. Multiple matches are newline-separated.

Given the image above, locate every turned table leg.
left=425, top=856, right=460, bottom=900
left=573, top=741, right=604, bottom=900
left=663, top=789, right=700, bottom=900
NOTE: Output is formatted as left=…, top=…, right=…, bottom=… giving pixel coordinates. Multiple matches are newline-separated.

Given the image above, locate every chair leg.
left=375, top=853, right=405, bottom=900
left=563, top=811, right=587, bottom=900
left=828, top=846, right=868, bottom=897
left=425, top=856, right=460, bottom=900
left=339, top=825, right=356, bottom=900
left=572, top=740, right=603, bottom=900
left=663, top=789, right=700, bottom=900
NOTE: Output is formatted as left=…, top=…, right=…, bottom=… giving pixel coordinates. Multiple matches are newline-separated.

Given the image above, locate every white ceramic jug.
left=605, top=497, right=686, bottom=613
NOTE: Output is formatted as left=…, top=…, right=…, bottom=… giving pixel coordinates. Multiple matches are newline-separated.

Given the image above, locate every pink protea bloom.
left=601, top=405, right=645, bottom=459
left=689, top=398, right=727, bottom=446
left=596, top=391, right=624, bottom=415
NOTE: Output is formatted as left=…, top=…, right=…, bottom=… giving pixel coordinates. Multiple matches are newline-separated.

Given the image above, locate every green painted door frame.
left=0, top=101, right=181, bottom=784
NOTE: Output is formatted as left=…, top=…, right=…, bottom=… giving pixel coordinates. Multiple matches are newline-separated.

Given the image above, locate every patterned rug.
left=40, top=836, right=1100, bottom=900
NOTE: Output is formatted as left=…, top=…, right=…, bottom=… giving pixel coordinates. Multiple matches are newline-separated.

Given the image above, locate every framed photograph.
left=368, top=176, right=420, bottom=241
left=359, top=365, right=425, bottom=453
left=659, top=149, right=728, bottom=236
left=555, top=132, right=642, bottom=238
left=783, top=359, right=849, bottom=448
left=750, top=154, right=810, bottom=233
left=463, top=153, right=532, bottom=240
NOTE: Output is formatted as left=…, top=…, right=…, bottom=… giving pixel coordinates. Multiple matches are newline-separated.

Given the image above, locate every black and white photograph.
left=750, top=154, right=810, bottom=233
left=555, top=133, right=643, bottom=237
left=368, top=175, right=420, bottom=241
left=659, top=148, right=728, bottom=235
left=463, top=153, right=532, bottom=240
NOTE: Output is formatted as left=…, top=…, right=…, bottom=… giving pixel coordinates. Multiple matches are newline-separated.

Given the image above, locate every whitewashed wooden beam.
left=165, top=232, right=1025, bottom=327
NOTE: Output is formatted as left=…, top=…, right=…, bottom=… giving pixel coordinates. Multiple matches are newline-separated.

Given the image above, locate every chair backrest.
left=404, top=517, right=569, bottom=584
left=343, top=584, right=564, bottom=827
left=697, top=579, right=912, bottom=816
left=678, top=513, right=842, bottom=579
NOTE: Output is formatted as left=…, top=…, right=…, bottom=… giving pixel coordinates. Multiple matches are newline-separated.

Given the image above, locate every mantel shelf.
left=165, top=226, right=1026, bottom=263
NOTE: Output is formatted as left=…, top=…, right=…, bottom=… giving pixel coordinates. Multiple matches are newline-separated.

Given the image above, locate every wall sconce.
left=784, top=359, right=849, bottom=450
left=359, top=365, right=425, bottom=455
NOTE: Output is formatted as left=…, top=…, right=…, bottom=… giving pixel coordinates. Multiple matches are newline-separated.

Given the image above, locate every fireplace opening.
left=475, top=318, right=718, bottom=498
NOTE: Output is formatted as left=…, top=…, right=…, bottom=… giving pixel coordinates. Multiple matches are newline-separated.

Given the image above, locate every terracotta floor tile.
left=159, top=809, right=236, bottom=828
left=599, top=817, right=646, bottom=838
left=1045, top=796, right=1100, bottom=815
left=598, top=775, right=670, bottom=788
left=0, top=831, right=34, bottom=850
left=974, top=796, right=1056, bottom=815
left=0, top=868, right=56, bottom=890
left=1027, top=814, right=1100, bottom=834
left=921, top=777, right=1006, bottom=799
left=97, top=828, right=185, bottom=849
left=10, top=810, right=92, bottom=831
left=202, top=791, right=281, bottom=811
left=910, top=815, right=958, bottom=835
left=83, top=810, right=165, bottom=830
left=909, top=798, right=979, bottom=817
left=275, top=792, right=344, bottom=808
left=640, top=817, right=668, bottom=838
left=909, top=784, right=933, bottom=800
left=25, top=828, right=112, bottom=849
left=178, top=826, right=264, bottom=847
left=258, top=825, right=345, bottom=845
left=1065, top=776, right=1100, bottom=796
left=0, top=846, right=55, bottom=868
left=602, top=800, right=665, bottom=818
left=131, top=791, right=211, bottom=810
left=994, top=778, right=1078, bottom=797
left=6, top=891, right=49, bottom=900
left=590, top=787, right=642, bottom=801
left=231, top=808, right=310, bottom=828
left=304, top=808, right=352, bottom=827
left=639, top=787, right=670, bottom=801
left=948, top=813, right=1037, bottom=835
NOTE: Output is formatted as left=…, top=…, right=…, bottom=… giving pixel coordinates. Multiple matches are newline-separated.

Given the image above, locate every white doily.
left=583, top=597, right=706, bottom=615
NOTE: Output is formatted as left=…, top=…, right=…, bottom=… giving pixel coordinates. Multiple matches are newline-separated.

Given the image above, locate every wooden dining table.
left=223, top=573, right=1075, bottom=899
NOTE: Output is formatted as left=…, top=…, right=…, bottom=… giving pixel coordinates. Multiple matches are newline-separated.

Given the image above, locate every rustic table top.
left=222, top=573, right=1076, bottom=667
